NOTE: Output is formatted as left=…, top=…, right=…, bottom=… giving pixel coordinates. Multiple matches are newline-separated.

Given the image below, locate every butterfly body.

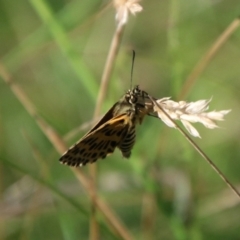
left=60, top=86, right=152, bottom=167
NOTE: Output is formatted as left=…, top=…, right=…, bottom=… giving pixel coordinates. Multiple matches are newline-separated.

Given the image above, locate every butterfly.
left=59, top=85, right=154, bottom=167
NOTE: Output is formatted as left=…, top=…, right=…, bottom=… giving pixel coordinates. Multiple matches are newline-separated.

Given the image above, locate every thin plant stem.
left=148, top=95, right=240, bottom=199
left=140, top=192, right=156, bottom=240
left=94, top=24, right=125, bottom=118
left=198, top=186, right=240, bottom=218
left=64, top=117, right=101, bottom=142
left=167, top=0, right=182, bottom=96
left=179, top=16, right=240, bottom=99
left=0, top=62, right=134, bottom=240
left=89, top=23, right=125, bottom=240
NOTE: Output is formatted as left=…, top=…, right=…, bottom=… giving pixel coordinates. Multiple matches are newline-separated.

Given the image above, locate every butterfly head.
left=125, top=85, right=147, bottom=105
left=123, top=85, right=153, bottom=125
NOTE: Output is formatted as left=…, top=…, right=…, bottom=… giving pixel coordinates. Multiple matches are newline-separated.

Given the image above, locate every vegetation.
left=1, top=0, right=240, bottom=239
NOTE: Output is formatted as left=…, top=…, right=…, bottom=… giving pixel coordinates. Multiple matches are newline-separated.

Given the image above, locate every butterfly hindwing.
left=118, top=126, right=136, bottom=158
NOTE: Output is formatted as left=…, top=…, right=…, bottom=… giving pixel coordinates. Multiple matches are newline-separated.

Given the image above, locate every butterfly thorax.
left=124, top=85, right=152, bottom=124
left=114, top=85, right=152, bottom=158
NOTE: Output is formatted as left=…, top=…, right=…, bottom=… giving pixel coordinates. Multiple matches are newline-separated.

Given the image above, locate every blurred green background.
left=1, top=0, right=240, bottom=239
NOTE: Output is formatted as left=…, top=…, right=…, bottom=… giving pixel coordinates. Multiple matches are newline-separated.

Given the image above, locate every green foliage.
left=1, top=0, right=240, bottom=239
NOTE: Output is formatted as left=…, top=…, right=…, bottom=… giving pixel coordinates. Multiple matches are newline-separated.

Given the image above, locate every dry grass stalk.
left=0, top=62, right=134, bottom=240
left=149, top=95, right=240, bottom=199
left=89, top=1, right=143, bottom=238
left=154, top=97, right=231, bottom=138
left=179, top=16, right=240, bottom=99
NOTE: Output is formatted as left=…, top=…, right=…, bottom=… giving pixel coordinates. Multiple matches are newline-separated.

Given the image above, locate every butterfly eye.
left=125, top=94, right=130, bottom=102
left=133, top=86, right=140, bottom=94
left=130, top=95, right=137, bottom=103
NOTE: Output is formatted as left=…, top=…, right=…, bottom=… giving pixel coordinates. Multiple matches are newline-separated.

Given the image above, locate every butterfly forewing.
left=60, top=113, right=133, bottom=166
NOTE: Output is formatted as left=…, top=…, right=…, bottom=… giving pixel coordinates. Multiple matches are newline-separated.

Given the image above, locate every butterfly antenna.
left=130, top=50, right=136, bottom=90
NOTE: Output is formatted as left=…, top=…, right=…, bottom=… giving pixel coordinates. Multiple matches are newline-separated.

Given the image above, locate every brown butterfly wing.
left=60, top=114, right=131, bottom=167
left=81, top=102, right=119, bottom=137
